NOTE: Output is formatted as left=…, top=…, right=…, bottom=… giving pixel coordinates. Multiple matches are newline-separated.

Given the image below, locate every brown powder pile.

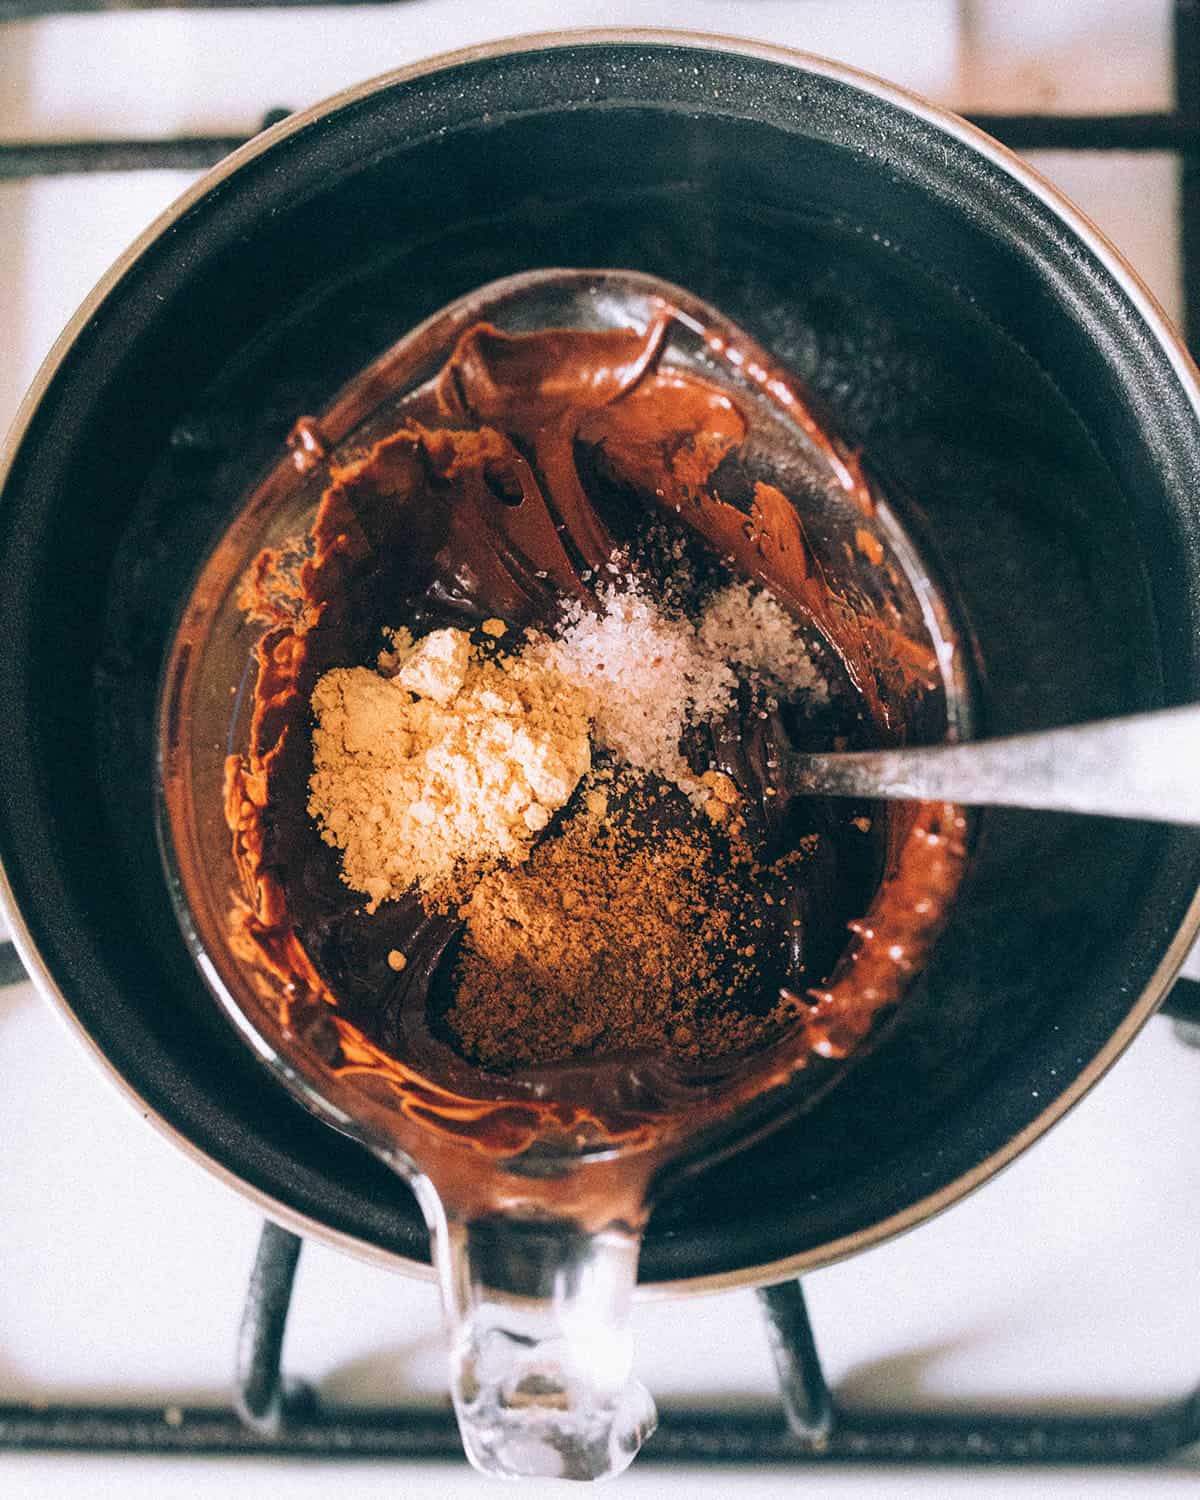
left=446, top=776, right=808, bottom=1069
left=308, top=627, right=590, bottom=911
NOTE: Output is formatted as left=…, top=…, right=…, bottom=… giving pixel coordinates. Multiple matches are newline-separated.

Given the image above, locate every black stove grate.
left=2, top=1211, right=1200, bottom=1464
left=3, top=0, right=1200, bottom=1467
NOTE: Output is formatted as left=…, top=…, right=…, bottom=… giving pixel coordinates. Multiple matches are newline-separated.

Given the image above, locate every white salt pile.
left=534, top=572, right=827, bottom=797
left=698, top=582, right=829, bottom=704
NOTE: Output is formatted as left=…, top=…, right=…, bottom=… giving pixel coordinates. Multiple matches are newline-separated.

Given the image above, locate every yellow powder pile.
left=308, top=628, right=590, bottom=910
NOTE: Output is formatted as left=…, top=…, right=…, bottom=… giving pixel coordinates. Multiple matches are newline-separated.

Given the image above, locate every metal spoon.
left=786, top=703, right=1200, bottom=824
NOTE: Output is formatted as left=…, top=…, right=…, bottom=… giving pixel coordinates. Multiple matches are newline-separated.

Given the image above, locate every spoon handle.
left=785, top=704, right=1200, bottom=825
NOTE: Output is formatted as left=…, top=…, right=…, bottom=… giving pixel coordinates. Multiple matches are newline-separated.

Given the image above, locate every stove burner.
left=3, top=0, right=1200, bottom=1469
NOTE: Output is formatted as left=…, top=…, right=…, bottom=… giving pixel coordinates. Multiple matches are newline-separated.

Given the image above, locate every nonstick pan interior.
left=2, top=38, right=1199, bottom=1285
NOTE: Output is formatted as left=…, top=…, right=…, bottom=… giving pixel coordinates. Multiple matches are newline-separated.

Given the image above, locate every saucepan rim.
left=2, top=26, right=1199, bottom=1297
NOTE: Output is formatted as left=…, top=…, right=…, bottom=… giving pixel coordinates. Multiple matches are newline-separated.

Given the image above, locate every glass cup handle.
left=428, top=1203, right=657, bottom=1480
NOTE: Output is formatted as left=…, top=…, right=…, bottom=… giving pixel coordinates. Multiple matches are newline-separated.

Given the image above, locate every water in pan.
left=84, top=182, right=1167, bottom=1276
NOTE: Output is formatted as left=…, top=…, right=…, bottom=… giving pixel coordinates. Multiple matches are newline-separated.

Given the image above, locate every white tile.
left=0, top=172, right=198, bottom=439
left=0, top=980, right=263, bottom=1399
left=960, top=0, right=1173, bottom=113
left=1025, top=151, right=1182, bottom=326
left=1, top=1455, right=1198, bottom=1500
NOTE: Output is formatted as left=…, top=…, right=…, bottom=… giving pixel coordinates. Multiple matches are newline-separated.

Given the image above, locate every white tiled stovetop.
left=3, top=2, right=1200, bottom=1496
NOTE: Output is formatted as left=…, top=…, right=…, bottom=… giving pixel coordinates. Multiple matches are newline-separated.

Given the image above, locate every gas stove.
left=2, top=3, right=1200, bottom=1495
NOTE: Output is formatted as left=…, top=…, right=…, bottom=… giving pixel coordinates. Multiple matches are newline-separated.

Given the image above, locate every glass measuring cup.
left=157, top=269, right=969, bottom=1479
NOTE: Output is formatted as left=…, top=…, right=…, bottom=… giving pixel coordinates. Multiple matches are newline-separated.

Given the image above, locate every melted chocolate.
left=225, top=317, right=967, bottom=1162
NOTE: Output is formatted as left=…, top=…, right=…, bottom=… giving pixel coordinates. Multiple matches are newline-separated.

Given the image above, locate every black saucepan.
left=2, top=32, right=1199, bottom=1292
